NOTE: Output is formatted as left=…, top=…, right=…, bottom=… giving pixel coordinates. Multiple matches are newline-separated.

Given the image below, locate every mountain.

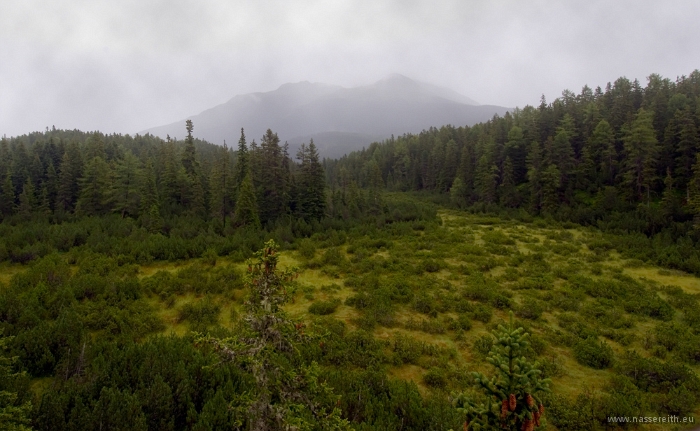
left=141, top=74, right=510, bottom=158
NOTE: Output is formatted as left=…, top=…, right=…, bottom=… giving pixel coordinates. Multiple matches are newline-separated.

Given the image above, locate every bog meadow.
left=2, top=72, right=700, bottom=430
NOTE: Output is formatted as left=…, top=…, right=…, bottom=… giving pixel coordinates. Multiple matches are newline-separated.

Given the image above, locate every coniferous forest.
left=2, top=71, right=700, bottom=430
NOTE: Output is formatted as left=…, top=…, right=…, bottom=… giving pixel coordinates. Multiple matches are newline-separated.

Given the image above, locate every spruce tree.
left=0, top=172, right=15, bottom=219
left=56, top=142, right=83, bottom=213
left=622, top=108, right=659, bottom=203
left=139, top=158, right=159, bottom=216
left=526, top=141, right=543, bottom=213
left=588, top=120, right=617, bottom=186
left=499, top=157, right=517, bottom=207
left=75, top=157, right=111, bottom=216
left=235, top=128, right=249, bottom=190
left=233, top=172, right=260, bottom=228
left=295, top=140, right=326, bottom=221
left=198, top=241, right=351, bottom=430
left=257, top=130, right=287, bottom=224
left=112, top=151, right=141, bottom=218
left=367, top=159, right=384, bottom=215
left=475, top=154, right=498, bottom=204
left=688, top=154, right=700, bottom=230
left=450, top=176, right=467, bottom=208
left=45, top=162, right=58, bottom=212
left=210, top=142, right=234, bottom=228
left=181, top=119, right=198, bottom=178
left=674, top=106, right=699, bottom=190
left=453, top=315, right=550, bottom=430
left=540, top=164, right=561, bottom=215
left=17, top=177, right=37, bottom=219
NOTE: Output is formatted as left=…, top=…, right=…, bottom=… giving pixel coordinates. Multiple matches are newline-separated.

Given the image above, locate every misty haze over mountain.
left=142, top=74, right=510, bottom=158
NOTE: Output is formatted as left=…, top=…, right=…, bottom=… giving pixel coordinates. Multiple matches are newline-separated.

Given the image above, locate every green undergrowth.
left=2, top=209, right=700, bottom=429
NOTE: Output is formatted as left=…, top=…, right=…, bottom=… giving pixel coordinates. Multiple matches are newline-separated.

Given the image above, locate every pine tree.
left=453, top=314, right=550, bottom=431
left=198, top=241, right=351, bottom=431
left=233, top=172, right=260, bottom=228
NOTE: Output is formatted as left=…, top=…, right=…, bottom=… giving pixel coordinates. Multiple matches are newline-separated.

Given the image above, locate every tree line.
left=0, top=122, right=326, bottom=231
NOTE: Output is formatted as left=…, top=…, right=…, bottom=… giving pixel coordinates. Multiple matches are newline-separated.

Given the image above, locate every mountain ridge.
left=141, top=75, right=510, bottom=157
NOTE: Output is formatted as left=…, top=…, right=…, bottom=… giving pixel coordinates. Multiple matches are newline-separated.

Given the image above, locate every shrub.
left=469, top=303, right=493, bottom=323
left=308, top=299, right=341, bottom=315
left=178, top=297, right=221, bottom=326
left=423, top=368, right=447, bottom=388
left=473, top=334, right=493, bottom=357
left=573, top=337, right=614, bottom=369
left=516, top=297, right=544, bottom=320
left=297, top=239, right=316, bottom=259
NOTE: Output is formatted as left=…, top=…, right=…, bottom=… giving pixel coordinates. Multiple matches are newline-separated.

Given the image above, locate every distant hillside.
left=141, top=74, right=511, bottom=158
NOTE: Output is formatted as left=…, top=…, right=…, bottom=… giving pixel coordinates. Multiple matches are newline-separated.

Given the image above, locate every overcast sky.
left=1, top=0, right=698, bottom=138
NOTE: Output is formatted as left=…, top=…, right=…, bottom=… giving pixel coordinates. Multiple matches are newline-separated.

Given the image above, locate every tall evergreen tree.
left=210, top=142, right=234, bottom=227
left=295, top=140, right=326, bottom=221
left=112, top=151, right=141, bottom=218
left=0, top=172, right=15, bottom=219
left=499, top=157, right=518, bottom=207
left=235, top=128, right=249, bottom=191
left=17, top=177, right=37, bottom=219
left=588, top=119, right=617, bottom=186
left=56, top=142, right=83, bottom=213
left=673, top=106, right=699, bottom=191
left=622, top=108, right=660, bottom=202
left=233, top=172, right=260, bottom=228
left=75, top=157, right=111, bottom=216
left=526, top=141, right=544, bottom=213
left=44, top=162, right=58, bottom=212
left=257, top=130, right=287, bottom=224
left=475, top=154, right=499, bottom=204
left=181, top=120, right=198, bottom=178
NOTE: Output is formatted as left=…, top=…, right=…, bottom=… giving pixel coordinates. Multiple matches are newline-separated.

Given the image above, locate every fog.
left=1, top=0, right=698, bottom=137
